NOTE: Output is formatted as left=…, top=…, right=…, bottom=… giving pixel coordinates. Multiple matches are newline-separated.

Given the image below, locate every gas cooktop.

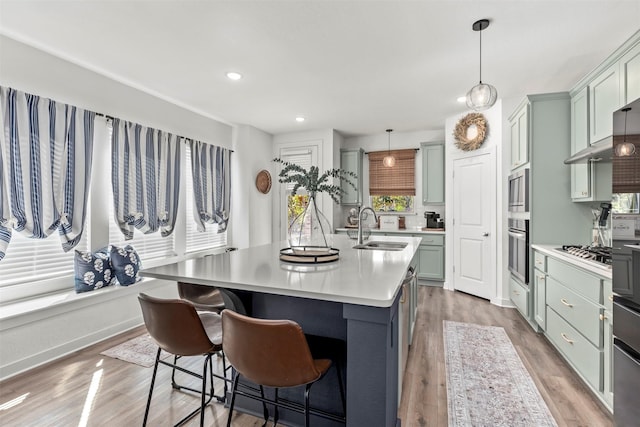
left=554, top=245, right=612, bottom=269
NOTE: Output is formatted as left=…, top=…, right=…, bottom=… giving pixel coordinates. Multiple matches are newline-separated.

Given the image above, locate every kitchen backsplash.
left=338, top=204, right=445, bottom=229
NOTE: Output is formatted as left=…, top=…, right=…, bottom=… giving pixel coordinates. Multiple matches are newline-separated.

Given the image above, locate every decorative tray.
left=279, top=247, right=340, bottom=264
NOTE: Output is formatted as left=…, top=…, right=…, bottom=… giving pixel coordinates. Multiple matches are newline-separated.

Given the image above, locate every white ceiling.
left=0, top=1, right=639, bottom=137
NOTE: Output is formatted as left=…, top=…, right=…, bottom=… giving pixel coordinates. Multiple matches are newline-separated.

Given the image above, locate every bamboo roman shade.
left=613, top=135, right=640, bottom=193
left=368, top=149, right=416, bottom=195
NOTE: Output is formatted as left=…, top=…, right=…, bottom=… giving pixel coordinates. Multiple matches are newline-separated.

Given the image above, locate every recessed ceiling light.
left=295, top=116, right=305, bottom=123
left=226, top=72, right=242, bottom=81
left=457, top=96, right=467, bottom=103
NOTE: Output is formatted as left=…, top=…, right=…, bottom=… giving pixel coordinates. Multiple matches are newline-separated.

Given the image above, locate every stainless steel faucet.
left=357, top=206, right=378, bottom=244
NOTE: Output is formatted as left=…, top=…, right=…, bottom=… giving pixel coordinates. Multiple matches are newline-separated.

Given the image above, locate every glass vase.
left=288, top=193, right=332, bottom=253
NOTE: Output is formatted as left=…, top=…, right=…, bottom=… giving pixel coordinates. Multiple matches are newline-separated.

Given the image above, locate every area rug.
left=443, top=321, right=558, bottom=427
left=100, top=334, right=170, bottom=367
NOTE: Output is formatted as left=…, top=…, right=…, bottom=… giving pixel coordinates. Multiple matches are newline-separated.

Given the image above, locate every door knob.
left=482, top=232, right=489, bottom=237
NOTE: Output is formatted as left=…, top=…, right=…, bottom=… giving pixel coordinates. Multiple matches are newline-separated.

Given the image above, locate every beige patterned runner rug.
left=443, top=321, right=558, bottom=427
left=100, top=334, right=170, bottom=367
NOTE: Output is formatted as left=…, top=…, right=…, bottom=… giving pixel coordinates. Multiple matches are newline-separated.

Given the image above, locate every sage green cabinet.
left=416, top=234, right=444, bottom=281
left=538, top=248, right=612, bottom=411
left=421, top=142, right=444, bottom=205
left=509, top=276, right=529, bottom=318
left=340, top=149, right=363, bottom=205
left=589, top=63, right=621, bottom=144
left=533, top=267, right=547, bottom=331
left=570, top=87, right=592, bottom=200
left=621, top=41, right=640, bottom=104
left=509, top=103, right=529, bottom=170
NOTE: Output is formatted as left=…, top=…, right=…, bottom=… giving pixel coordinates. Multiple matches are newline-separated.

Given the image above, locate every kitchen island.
left=141, top=234, right=421, bottom=427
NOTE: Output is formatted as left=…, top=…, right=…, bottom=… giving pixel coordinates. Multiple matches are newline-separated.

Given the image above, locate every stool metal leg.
left=273, top=388, right=279, bottom=426
left=200, top=354, right=210, bottom=427
left=142, top=348, right=162, bottom=427
left=304, top=383, right=312, bottom=427
left=226, top=372, right=240, bottom=427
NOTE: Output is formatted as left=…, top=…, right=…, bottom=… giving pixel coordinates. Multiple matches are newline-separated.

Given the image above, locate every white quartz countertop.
left=335, top=227, right=445, bottom=235
left=531, top=244, right=612, bottom=279
left=141, top=234, right=421, bottom=307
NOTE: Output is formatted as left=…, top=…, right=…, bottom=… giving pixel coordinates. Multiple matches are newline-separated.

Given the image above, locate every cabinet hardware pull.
left=599, top=314, right=608, bottom=321
left=513, top=290, right=519, bottom=296
left=400, top=284, right=407, bottom=303
left=538, top=276, right=545, bottom=281
left=608, top=295, right=613, bottom=302
left=561, top=333, right=574, bottom=344
left=560, top=298, right=573, bottom=308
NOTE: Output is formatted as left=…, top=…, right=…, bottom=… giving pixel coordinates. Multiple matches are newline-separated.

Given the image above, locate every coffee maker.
left=424, top=211, right=440, bottom=228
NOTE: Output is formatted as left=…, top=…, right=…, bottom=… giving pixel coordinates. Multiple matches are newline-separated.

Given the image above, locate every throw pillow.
left=74, top=248, right=116, bottom=293
left=110, top=245, right=142, bottom=286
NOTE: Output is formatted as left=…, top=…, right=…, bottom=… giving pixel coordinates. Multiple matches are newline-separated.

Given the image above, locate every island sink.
left=353, top=241, right=408, bottom=251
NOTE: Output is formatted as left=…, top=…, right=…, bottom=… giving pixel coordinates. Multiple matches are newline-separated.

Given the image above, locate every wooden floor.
left=0, top=287, right=612, bottom=426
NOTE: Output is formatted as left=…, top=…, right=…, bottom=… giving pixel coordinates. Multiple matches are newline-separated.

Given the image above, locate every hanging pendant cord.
left=479, top=28, right=483, bottom=84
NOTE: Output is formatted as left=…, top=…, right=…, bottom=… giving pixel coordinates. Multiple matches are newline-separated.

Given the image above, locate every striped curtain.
left=111, top=118, right=180, bottom=240
left=188, top=140, right=231, bottom=232
left=0, top=86, right=95, bottom=260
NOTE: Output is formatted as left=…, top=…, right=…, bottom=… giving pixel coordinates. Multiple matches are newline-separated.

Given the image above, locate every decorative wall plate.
left=256, top=169, right=272, bottom=194
left=454, top=113, right=488, bottom=151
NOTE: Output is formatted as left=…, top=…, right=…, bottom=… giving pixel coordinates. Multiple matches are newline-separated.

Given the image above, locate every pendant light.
left=383, top=129, right=396, bottom=167
left=466, top=19, right=498, bottom=111
left=615, top=107, right=636, bottom=157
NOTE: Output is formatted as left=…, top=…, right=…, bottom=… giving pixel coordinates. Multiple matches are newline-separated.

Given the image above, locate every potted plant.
left=273, top=158, right=357, bottom=252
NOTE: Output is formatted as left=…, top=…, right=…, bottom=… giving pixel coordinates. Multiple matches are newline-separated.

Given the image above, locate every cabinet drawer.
left=546, top=277, right=602, bottom=347
left=546, top=307, right=602, bottom=391
left=533, top=251, right=547, bottom=271
left=547, top=258, right=602, bottom=303
left=419, top=235, right=444, bottom=246
left=510, top=277, right=529, bottom=317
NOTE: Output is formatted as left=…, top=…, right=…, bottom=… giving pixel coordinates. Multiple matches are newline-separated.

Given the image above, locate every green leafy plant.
left=273, top=158, right=357, bottom=204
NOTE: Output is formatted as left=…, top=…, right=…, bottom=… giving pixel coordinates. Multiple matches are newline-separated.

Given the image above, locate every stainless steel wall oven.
left=508, top=218, right=529, bottom=284
left=508, top=169, right=530, bottom=213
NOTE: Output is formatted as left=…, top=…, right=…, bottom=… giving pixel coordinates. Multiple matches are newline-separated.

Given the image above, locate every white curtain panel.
left=110, top=118, right=181, bottom=239
left=188, top=140, right=231, bottom=232
left=0, top=86, right=95, bottom=260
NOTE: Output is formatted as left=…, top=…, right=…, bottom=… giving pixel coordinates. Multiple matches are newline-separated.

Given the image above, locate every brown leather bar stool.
left=177, top=282, right=247, bottom=315
left=221, top=310, right=346, bottom=427
left=138, top=293, right=229, bottom=427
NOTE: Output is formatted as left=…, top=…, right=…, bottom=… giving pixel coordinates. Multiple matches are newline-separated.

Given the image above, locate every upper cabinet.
left=570, top=87, right=591, bottom=200
left=621, top=42, right=640, bottom=104
left=340, top=148, right=364, bottom=205
left=421, top=142, right=444, bottom=205
left=589, top=63, right=620, bottom=144
left=509, top=102, right=529, bottom=170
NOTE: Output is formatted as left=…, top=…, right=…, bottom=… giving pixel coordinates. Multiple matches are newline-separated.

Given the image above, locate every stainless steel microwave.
left=508, top=169, right=529, bottom=213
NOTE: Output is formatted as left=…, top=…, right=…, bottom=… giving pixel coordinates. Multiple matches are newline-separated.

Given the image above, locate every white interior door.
left=452, top=153, right=495, bottom=300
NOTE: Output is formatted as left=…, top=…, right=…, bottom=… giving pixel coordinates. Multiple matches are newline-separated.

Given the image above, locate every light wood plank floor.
left=0, top=287, right=612, bottom=426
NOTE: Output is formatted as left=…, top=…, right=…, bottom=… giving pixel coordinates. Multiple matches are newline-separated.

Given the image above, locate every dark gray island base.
left=140, top=235, right=421, bottom=426
left=233, top=290, right=400, bottom=427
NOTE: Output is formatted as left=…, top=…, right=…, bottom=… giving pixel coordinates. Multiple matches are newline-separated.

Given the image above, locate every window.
left=368, top=149, right=416, bottom=214
left=278, top=145, right=318, bottom=237
left=185, top=146, right=227, bottom=252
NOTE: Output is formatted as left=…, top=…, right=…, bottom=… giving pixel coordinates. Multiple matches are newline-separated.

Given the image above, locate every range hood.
left=564, top=137, right=612, bottom=164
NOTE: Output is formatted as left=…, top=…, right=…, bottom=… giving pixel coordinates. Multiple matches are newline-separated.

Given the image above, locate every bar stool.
left=177, top=282, right=247, bottom=315
left=138, top=293, right=229, bottom=427
left=221, top=310, right=346, bottom=427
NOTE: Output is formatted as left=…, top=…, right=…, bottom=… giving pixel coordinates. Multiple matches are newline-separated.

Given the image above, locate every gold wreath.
left=453, top=113, right=488, bottom=151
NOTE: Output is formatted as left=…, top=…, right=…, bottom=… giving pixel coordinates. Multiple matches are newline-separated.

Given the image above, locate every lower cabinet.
left=532, top=248, right=612, bottom=411
left=417, top=235, right=445, bottom=281
left=509, top=276, right=529, bottom=318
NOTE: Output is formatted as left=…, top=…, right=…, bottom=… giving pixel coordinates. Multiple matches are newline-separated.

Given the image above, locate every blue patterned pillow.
left=110, top=245, right=142, bottom=286
left=74, top=248, right=116, bottom=293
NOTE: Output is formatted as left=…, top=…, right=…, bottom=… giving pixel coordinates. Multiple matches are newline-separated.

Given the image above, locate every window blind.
left=185, top=146, right=227, bottom=252
left=0, top=226, right=89, bottom=287
left=368, top=149, right=416, bottom=195
left=613, top=135, right=640, bottom=193
left=281, top=148, right=313, bottom=191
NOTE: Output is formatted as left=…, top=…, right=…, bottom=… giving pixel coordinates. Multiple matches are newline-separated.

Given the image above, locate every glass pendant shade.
left=615, top=141, right=636, bottom=157
left=383, top=155, right=396, bottom=167
left=466, top=82, right=498, bottom=111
